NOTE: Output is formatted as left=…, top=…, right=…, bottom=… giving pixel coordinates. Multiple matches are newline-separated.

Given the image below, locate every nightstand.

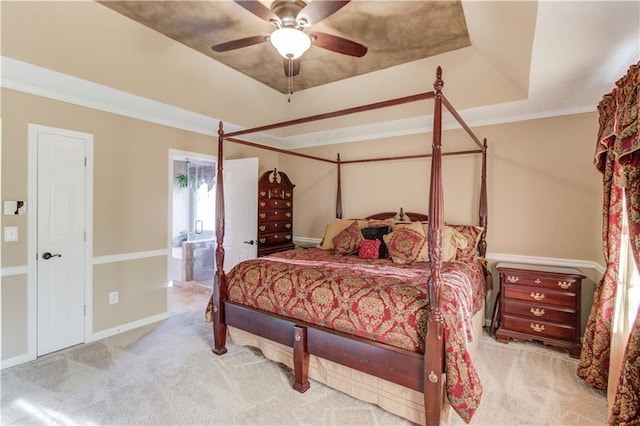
left=495, top=262, right=585, bottom=358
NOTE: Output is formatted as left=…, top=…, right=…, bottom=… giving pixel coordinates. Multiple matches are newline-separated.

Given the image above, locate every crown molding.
left=2, top=56, right=596, bottom=149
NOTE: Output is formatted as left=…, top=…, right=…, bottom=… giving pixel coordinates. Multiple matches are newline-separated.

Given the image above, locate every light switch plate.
left=4, top=226, right=18, bottom=242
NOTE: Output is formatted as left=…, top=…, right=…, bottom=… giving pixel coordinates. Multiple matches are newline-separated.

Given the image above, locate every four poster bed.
left=208, top=67, right=489, bottom=425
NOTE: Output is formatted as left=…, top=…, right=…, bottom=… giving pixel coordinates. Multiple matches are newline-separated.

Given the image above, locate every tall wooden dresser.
left=257, top=168, right=295, bottom=257
left=495, top=262, right=585, bottom=358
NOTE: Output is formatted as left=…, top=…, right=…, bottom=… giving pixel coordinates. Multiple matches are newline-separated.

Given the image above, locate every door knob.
left=42, top=252, right=62, bottom=260
left=243, top=240, right=255, bottom=245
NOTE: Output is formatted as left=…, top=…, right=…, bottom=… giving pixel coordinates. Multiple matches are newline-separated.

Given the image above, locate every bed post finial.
left=336, top=153, right=343, bottom=219
left=213, top=121, right=228, bottom=355
left=434, top=66, right=444, bottom=93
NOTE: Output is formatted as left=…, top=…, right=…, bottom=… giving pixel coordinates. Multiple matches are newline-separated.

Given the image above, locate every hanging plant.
left=175, top=174, right=189, bottom=188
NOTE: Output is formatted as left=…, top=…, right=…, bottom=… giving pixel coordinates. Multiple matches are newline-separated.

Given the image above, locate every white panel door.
left=37, top=130, right=86, bottom=356
left=223, top=158, right=258, bottom=272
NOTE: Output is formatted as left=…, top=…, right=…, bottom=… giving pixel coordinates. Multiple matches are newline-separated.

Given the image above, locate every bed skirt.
left=227, top=303, right=485, bottom=425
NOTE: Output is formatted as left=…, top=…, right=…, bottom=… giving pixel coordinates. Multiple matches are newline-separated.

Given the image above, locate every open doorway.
left=169, top=151, right=216, bottom=296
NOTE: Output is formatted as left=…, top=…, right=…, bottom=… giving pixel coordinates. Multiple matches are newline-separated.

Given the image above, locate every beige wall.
left=1, top=88, right=278, bottom=359
left=284, top=112, right=602, bottom=265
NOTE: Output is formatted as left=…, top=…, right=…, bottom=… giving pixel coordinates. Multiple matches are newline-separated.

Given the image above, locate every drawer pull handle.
left=530, top=307, right=545, bottom=317
left=259, top=202, right=266, bottom=207
left=259, top=213, right=266, bottom=219
left=530, top=292, right=545, bottom=301
left=530, top=323, right=545, bottom=333
left=507, top=276, right=519, bottom=283
left=259, top=226, right=266, bottom=231
left=259, top=238, right=266, bottom=243
left=534, top=279, right=542, bottom=284
left=558, top=281, right=572, bottom=289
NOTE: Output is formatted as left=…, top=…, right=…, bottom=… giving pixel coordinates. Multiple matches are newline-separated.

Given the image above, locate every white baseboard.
left=292, top=237, right=606, bottom=275
left=88, top=311, right=170, bottom=343
left=293, top=236, right=322, bottom=245
left=1, top=353, right=35, bottom=370
left=485, top=251, right=605, bottom=274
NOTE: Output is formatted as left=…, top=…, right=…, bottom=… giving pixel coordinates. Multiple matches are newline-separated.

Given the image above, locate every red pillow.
left=359, top=239, right=381, bottom=259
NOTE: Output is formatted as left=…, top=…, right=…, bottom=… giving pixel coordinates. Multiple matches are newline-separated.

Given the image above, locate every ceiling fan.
left=211, top=0, right=368, bottom=81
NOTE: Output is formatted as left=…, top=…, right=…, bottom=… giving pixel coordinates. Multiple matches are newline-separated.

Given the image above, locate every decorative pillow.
left=333, top=220, right=364, bottom=255
left=393, top=221, right=429, bottom=262
left=361, top=226, right=390, bottom=258
left=443, top=226, right=468, bottom=262
left=359, top=239, right=381, bottom=259
left=383, top=228, right=427, bottom=264
left=447, top=225, right=484, bottom=262
left=317, top=219, right=355, bottom=250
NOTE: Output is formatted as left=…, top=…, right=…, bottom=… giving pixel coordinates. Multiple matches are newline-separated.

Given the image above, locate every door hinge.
left=84, top=156, right=87, bottom=167
left=84, top=305, right=87, bottom=316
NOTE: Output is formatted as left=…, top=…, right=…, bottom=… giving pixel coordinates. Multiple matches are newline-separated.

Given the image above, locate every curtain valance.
left=594, top=62, right=640, bottom=174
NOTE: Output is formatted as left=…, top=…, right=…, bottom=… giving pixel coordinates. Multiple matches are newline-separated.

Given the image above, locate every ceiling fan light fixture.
left=270, top=27, right=311, bottom=59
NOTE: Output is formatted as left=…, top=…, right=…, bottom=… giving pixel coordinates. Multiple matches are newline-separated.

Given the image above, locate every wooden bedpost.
left=336, top=153, right=343, bottom=219
left=212, top=121, right=228, bottom=355
left=479, top=138, right=488, bottom=260
left=425, top=67, right=445, bottom=426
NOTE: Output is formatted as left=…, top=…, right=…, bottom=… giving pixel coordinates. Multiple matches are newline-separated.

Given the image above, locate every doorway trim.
left=27, top=124, right=94, bottom=361
left=167, top=149, right=217, bottom=311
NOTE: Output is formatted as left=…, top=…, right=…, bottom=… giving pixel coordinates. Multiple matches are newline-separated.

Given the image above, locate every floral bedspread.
left=221, top=248, right=485, bottom=422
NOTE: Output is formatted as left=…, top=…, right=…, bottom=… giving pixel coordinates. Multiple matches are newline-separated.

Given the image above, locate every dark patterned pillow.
left=332, top=220, right=364, bottom=255
left=383, top=228, right=427, bottom=264
left=359, top=239, right=381, bottom=259
left=360, top=226, right=390, bottom=258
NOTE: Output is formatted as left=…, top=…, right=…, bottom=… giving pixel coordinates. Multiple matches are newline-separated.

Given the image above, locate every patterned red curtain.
left=579, top=62, right=640, bottom=425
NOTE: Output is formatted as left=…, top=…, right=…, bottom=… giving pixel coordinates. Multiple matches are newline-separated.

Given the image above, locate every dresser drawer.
left=258, top=210, right=293, bottom=221
left=258, top=222, right=292, bottom=234
left=258, top=232, right=292, bottom=245
left=258, top=187, right=293, bottom=200
left=502, top=273, right=579, bottom=292
left=503, top=300, right=577, bottom=323
left=503, top=285, right=577, bottom=308
left=258, top=199, right=292, bottom=209
left=502, top=315, right=577, bottom=341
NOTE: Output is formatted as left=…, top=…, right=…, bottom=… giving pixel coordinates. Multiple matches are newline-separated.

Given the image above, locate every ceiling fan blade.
left=234, top=1, right=280, bottom=24
left=297, top=1, right=350, bottom=26
left=283, top=58, right=301, bottom=77
left=211, top=35, right=269, bottom=52
left=310, top=32, right=367, bottom=57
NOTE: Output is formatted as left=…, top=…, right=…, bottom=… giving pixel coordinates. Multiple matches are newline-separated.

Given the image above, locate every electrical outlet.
left=109, top=291, right=119, bottom=304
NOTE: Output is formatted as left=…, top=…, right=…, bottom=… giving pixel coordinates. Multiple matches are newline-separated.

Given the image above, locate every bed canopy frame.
left=211, top=67, right=488, bottom=426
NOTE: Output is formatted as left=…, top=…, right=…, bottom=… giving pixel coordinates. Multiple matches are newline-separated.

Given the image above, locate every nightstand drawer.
left=503, top=300, right=577, bottom=323
left=502, top=274, right=579, bottom=292
left=503, top=285, right=577, bottom=308
left=502, top=315, right=577, bottom=341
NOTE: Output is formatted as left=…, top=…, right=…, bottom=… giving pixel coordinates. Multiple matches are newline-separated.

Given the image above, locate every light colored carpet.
left=1, top=290, right=608, bottom=425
